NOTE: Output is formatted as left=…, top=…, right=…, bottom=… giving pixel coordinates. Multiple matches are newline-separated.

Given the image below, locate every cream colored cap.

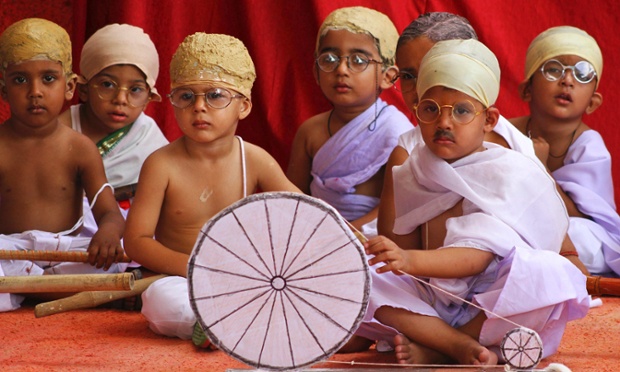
left=79, top=23, right=161, bottom=101
left=417, top=39, right=500, bottom=107
left=316, top=6, right=399, bottom=67
left=170, top=33, right=255, bottom=97
left=0, top=18, right=74, bottom=84
left=524, top=26, right=602, bottom=88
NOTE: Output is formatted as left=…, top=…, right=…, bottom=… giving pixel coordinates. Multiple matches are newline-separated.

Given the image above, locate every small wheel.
left=500, top=327, right=543, bottom=369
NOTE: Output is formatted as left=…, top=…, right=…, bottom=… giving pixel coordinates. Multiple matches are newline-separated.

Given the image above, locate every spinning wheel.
left=500, top=327, right=543, bottom=369
left=188, top=192, right=370, bottom=371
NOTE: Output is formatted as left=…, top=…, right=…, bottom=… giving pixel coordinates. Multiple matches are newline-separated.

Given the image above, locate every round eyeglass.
left=392, top=71, right=417, bottom=93
left=315, top=52, right=381, bottom=73
left=91, top=80, right=151, bottom=108
left=540, top=59, right=596, bottom=84
left=167, top=87, right=245, bottom=109
left=414, top=99, right=487, bottom=125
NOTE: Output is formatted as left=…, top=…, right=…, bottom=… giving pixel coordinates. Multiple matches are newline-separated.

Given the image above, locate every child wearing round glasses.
left=123, top=32, right=300, bottom=344
left=287, top=6, right=412, bottom=238
left=510, top=26, right=620, bottom=276
left=349, top=38, right=588, bottom=365
left=59, top=24, right=168, bottom=237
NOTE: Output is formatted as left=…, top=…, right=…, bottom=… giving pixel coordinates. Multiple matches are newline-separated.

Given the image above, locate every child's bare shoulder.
left=298, top=111, right=330, bottom=133
left=508, top=116, right=529, bottom=134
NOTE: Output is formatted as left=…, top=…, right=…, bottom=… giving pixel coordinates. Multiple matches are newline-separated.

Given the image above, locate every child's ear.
left=585, top=92, right=603, bottom=115
left=380, top=66, right=398, bottom=90
left=518, top=80, right=532, bottom=102
left=238, top=98, right=252, bottom=120
left=77, top=83, right=89, bottom=102
left=65, top=76, right=77, bottom=101
left=483, top=106, right=500, bottom=133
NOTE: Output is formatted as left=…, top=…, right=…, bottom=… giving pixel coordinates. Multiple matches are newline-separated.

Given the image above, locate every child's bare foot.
left=393, top=333, right=498, bottom=366
left=393, top=333, right=450, bottom=364
left=455, top=339, right=498, bottom=366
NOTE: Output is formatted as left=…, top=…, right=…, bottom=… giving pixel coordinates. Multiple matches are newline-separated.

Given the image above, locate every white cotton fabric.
left=309, top=98, right=412, bottom=234
left=417, top=39, right=500, bottom=107
left=553, top=130, right=620, bottom=275
left=78, top=24, right=161, bottom=101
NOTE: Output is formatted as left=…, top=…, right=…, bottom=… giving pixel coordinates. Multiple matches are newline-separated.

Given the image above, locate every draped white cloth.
left=554, top=130, right=620, bottom=275
left=357, top=142, right=589, bottom=359
left=310, top=98, right=412, bottom=229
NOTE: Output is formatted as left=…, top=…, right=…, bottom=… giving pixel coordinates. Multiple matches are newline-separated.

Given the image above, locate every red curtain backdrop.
left=1, top=0, right=619, bottom=205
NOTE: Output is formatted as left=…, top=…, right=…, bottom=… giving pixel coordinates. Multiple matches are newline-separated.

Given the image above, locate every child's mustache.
left=433, top=129, right=455, bottom=141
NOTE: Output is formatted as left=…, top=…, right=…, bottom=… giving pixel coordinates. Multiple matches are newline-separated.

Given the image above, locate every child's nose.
left=560, top=69, right=575, bottom=86
left=112, top=87, right=130, bottom=104
left=335, top=57, right=349, bottom=74
left=28, top=80, right=43, bottom=98
left=192, top=94, right=208, bottom=111
left=436, top=108, right=454, bottom=128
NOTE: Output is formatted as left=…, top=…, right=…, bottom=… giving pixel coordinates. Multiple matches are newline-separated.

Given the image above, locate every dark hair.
left=397, top=12, right=477, bottom=48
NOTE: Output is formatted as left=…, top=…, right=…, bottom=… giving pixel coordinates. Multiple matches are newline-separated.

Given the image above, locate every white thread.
left=397, top=269, right=523, bottom=329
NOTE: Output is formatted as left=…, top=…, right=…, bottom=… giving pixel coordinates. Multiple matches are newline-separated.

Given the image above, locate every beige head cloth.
left=316, top=6, right=399, bottom=67
left=417, top=39, right=500, bottom=108
left=170, top=33, right=255, bottom=97
left=524, top=26, right=602, bottom=88
left=79, top=23, right=161, bottom=101
left=0, top=18, right=74, bottom=85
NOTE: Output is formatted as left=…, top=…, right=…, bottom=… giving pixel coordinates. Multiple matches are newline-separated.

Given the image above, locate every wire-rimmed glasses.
left=540, top=59, right=596, bottom=84
left=315, top=52, right=381, bottom=73
left=414, top=99, right=487, bottom=125
left=392, top=71, right=417, bottom=93
left=91, top=80, right=151, bottom=108
left=167, top=87, right=245, bottom=109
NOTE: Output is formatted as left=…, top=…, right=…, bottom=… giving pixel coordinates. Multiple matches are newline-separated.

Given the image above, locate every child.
left=378, top=12, right=535, bottom=247
left=352, top=39, right=589, bottom=365
left=378, top=14, right=590, bottom=277
left=59, top=23, right=169, bottom=237
left=0, top=18, right=126, bottom=311
left=287, top=6, right=412, bottom=237
left=123, top=33, right=300, bottom=343
left=510, top=26, right=620, bottom=276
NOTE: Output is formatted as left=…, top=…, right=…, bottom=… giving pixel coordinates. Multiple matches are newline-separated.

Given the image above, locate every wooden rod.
left=34, top=274, right=166, bottom=318
left=0, top=273, right=134, bottom=293
left=0, top=250, right=132, bottom=263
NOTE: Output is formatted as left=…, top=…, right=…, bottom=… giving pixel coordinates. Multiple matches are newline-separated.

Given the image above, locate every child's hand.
left=365, top=236, right=412, bottom=275
left=87, top=229, right=125, bottom=271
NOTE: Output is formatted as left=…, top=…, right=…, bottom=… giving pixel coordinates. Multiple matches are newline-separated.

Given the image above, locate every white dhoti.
left=141, top=276, right=196, bottom=339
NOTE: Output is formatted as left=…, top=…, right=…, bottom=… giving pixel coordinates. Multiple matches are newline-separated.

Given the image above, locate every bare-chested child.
left=123, top=33, right=300, bottom=345
left=287, top=6, right=412, bottom=237
left=0, top=18, right=126, bottom=312
left=346, top=39, right=589, bottom=365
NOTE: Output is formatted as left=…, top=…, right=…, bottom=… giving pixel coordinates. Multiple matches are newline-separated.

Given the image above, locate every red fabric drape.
left=1, top=0, right=619, bottom=205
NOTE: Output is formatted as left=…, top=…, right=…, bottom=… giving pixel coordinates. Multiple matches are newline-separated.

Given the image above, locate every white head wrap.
left=79, top=23, right=161, bottom=101
left=316, top=6, right=399, bottom=67
left=170, top=33, right=255, bottom=98
left=524, top=26, right=602, bottom=88
left=0, top=18, right=74, bottom=86
left=417, top=39, right=500, bottom=107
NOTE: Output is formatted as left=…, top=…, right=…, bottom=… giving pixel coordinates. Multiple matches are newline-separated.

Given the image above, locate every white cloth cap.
left=417, top=39, right=500, bottom=107
left=79, top=24, right=161, bottom=101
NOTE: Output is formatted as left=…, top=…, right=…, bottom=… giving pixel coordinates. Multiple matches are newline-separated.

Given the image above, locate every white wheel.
left=188, top=192, right=370, bottom=371
left=501, top=327, right=543, bottom=369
